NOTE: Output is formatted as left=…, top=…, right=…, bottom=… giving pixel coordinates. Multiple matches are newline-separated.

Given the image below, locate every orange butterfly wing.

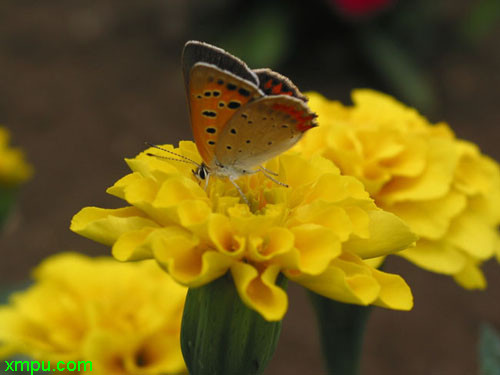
left=187, top=63, right=262, bottom=166
left=183, top=41, right=264, bottom=166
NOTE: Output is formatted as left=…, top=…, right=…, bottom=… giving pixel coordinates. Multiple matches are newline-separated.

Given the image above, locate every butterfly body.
left=182, top=41, right=317, bottom=188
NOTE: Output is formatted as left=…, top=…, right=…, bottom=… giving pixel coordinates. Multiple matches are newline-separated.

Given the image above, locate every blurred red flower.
left=332, top=0, right=394, bottom=17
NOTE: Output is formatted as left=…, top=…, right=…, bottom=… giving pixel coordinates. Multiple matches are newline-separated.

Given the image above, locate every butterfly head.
left=193, top=162, right=210, bottom=181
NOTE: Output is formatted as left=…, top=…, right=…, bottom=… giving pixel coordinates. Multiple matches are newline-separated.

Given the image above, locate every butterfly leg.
left=204, top=173, right=210, bottom=190
left=229, top=177, right=249, bottom=205
left=259, top=168, right=289, bottom=188
left=259, top=165, right=279, bottom=176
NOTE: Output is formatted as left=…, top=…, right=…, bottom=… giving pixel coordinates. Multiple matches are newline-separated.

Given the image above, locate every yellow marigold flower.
left=297, top=90, right=500, bottom=289
left=0, top=127, right=32, bottom=186
left=0, top=253, right=187, bottom=375
left=71, top=142, right=417, bottom=321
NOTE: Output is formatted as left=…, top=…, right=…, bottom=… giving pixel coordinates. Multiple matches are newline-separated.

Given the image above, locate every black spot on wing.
left=202, top=110, right=217, bottom=118
left=238, top=88, right=251, bottom=97
left=228, top=101, right=241, bottom=109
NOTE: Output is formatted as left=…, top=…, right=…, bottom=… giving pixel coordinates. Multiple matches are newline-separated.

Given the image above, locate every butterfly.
left=149, top=41, right=318, bottom=201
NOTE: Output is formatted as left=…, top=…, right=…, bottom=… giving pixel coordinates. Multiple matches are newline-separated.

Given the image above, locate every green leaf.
left=479, top=323, right=500, bottom=375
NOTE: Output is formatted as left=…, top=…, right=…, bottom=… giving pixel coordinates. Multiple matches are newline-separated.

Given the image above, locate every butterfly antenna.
left=146, top=153, right=199, bottom=165
left=144, top=142, right=201, bottom=167
left=259, top=167, right=289, bottom=188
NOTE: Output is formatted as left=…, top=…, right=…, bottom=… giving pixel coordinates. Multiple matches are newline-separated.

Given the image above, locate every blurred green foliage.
left=186, top=0, right=497, bottom=115
left=462, top=0, right=500, bottom=42
left=479, top=323, right=500, bottom=375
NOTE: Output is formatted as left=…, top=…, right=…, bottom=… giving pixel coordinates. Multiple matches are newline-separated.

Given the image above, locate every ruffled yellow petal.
left=106, top=172, right=153, bottom=201
left=112, top=227, right=156, bottom=261
left=151, top=227, right=233, bottom=287
left=177, top=200, right=211, bottom=228
left=288, top=256, right=380, bottom=306
left=304, top=173, right=369, bottom=204
left=363, top=256, right=385, bottom=269
left=380, top=138, right=458, bottom=203
left=293, top=202, right=354, bottom=242
left=381, top=136, right=427, bottom=178
left=133, top=331, right=186, bottom=374
left=247, top=227, right=295, bottom=262
left=227, top=204, right=285, bottom=236
left=453, top=259, right=486, bottom=290
left=343, top=210, right=417, bottom=259
left=344, top=206, right=371, bottom=239
left=83, top=329, right=185, bottom=375
left=454, top=141, right=499, bottom=196
left=154, top=176, right=207, bottom=207
left=351, top=89, right=428, bottom=128
left=231, top=263, right=288, bottom=321
left=207, top=214, right=246, bottom=256
left=107, top=174, right=177, bottom=226
left=387, top=190, right=467, bottom=239
left=82, top=331, right=135, bottom=375
left=446, top=212, right=498, bottom=260
left=370, top=269, right=413, bottom=310
left=291, top=224, right=341, bottom=275
left=398, top=240, right=466, bottom=274
left=279, top=153, right=339, bottom=190
left=338, top=252, right=412, bottom=310
left=70, top=207, right=159, bottom=246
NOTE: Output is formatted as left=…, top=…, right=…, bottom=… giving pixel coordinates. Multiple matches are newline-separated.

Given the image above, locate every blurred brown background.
left=1, top=1, right=499, bottom=374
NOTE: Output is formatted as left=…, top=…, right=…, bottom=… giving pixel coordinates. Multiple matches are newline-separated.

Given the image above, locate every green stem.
left=181, top=272, right=287, bottom=375
left=308, top=292, right=372, bottom=375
